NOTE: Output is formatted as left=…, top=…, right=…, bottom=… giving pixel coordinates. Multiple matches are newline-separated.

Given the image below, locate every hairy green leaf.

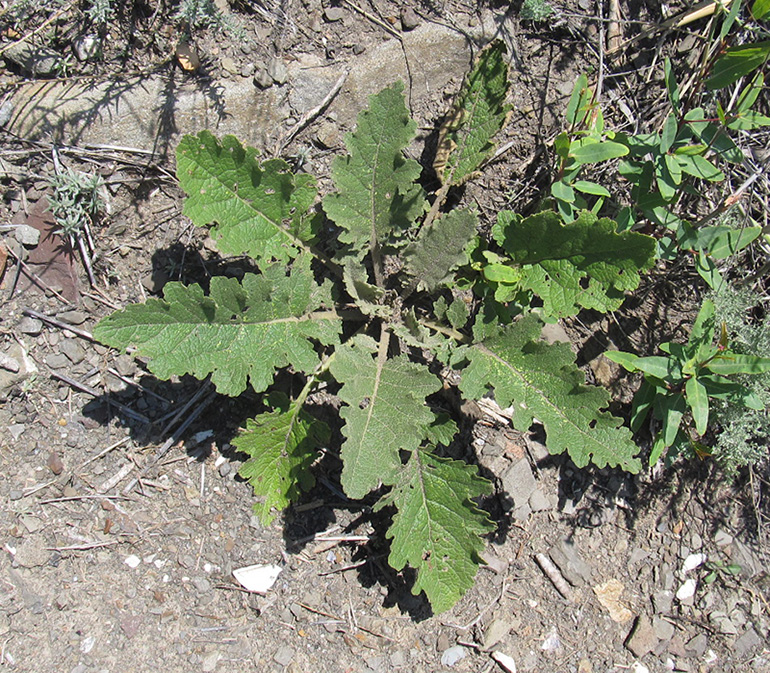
left=376, top=447, right=493, bottom=613
left=493, top=210, right=655, bottom=317
left=323, top=82, right=426, bottom=262
left=459, top=315, right=641, bottom=471
left=236, top=396, right=329, bottom=524
left=434, top=41, right=510, bottom=185
left=330, top=335, right=442, bottom=498
left=177, top=131, right=316, bottom=262
left=94, top=256, right=340, bottom=396
left=403, top=209, right=478, bottom=291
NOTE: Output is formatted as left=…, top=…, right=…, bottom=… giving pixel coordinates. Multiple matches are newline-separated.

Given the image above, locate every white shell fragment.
left=676, top=578, right=697, bottom=601
left=681, top=553, right=707, bottom=573
left=491, top=650, right=517, bottom=672
left=232, top=563, right=282, bottom=594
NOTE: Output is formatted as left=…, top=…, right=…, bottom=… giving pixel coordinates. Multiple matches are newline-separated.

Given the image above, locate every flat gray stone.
left=548, top=538, right=592, bottom=586
left=652, top=615, right=674, bottom=642
left=273, top=646, right=294, bottom=666
left=685, top=633, right=709, bottom=658
left=625, top=614, right=659, bottom=658
left=733, top=627, right=762, bottom=657
left=14, top=224, right=40, bottom=246
left=501, top=458, right=537, bottom=508
left=529, top=488, right=551, bottom=512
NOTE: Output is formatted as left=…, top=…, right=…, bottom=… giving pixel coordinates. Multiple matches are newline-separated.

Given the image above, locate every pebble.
left=324, top=7, right=345, bottom=21
left=60, top=339, right=85, bottom=364
left=652, top=589, right=674, bottom=614
left=501, top=458, right=537, bottom=509
left=240, top=62, right=255, bottom=78
left=652, top=615, right=675, bottom=642
left=221, top=56, right=238, bottom=74
left=482, top=618, right=511, bottom=650
left=9, top=489, right=23, bottom=501
left=440, top=645, right=467, bottom=667
left=201, top=651, right=220, bottom=671
left=685, top=633, right=708, bottom=658
left=528, top=488, right=551, bottom=512
left=273, top=646, right=294, bottom=666
left=15, top=224, right=40, bottom=246
left=18, top=317, right=43, bottom=335
left=253, top=68, right=272, bottom=89
left=73, top=34, right=101, bottom=61
left=124, top=555, right=141, bottom=569
left=45, top=353, right=69, bottom=369
left=549, top=538, right=592, bottom=586
left=625, top=615, right=659, bottom=658
left=733, top=627, right=762, bottom=657
left=192, top=577, right=212, bottom=593
left=8, top=423, right=25, bottom=440
left=267, top=58, right=288, bottom=84
left=714, top=529, right=733, bottom=546
left=47, top=451, right=64, bottom=475
left=676, top=578, right=697, bottom=601
left=401, top=7, right=420, bottom=30
left=57, top=310, right=88, bottom=325
left=218, top=461, right=231, bottom=477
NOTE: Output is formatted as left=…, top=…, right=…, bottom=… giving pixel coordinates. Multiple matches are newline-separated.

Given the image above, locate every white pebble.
left=676, top=578, right=697, bottom=600
left=124, top=554, right=141, bottom=569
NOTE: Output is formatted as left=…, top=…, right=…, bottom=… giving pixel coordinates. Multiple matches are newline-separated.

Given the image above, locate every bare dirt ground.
left=0, top=1, right=768, bottom=672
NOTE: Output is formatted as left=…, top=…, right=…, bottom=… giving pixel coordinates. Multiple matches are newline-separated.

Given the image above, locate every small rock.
left=18, top=317, right=42, bottom=335
left=202, top=651, right=221, bottom=672
left=490, top=651, right=517, bottom=672
left=273, top=646, right=294, bottom=666
left=267, top=58, right=288, bottom=84
left=0, top=100, right=14, bottom=127
left=218, top=461, right=231, bottom=477
left=629, top=664, right=650, bottom=673
left=709, top=611, right=738, bottom=635
left=401, top=7, right=420, bottom=30
left=115, top=354, right=136, bottom=377
left=8, top=423, right=25, bottom=440
left=241, top=62, right=255, bottom=78
left=253, top=68, right=273, bottom=89
left=60, top=339, right=85, bottom=364
left=733, top=627, right=762, bottom=658
left=9, top=489, right=23, bottom=501
left=73, top=35, right=101, bottom=61
left=594, top=578, right=633, bottom=622
left=324, top=7, right=345, bottom=21
left=221, top=56, right=238, bottom=74
left=652, top=590, right=674, bottom=614
left=529, top=488, right=551, bottom=512
left=45, top=353, right=69, bottom=369
left=482, top=618, right=511, bottom=651
left=15, top=224, right=40, bottom=247
left=625, top=615, right=659, bottom=658
left=2, top=41, right=60, bottom=76
left=676, top=578, right=697, bottom=601
left=389, top=650, right=407, bottom=667
left=541, top=629, right=561, bottom=651
left=550, top=538, right=593, bottom=586
left=124, top=555, right=141, bottom=569
left=192, top=577, right=212, bottom=593
left=47, top=451, right=64, bottom=475
left=440, top=645, right=467, bottom=667
left=685, top=633, right=708, bottom=658
left=714, top=529, right=733, bottom=546
left=57, top=310, right=88, bottom=325
left=501, top=458, right=537, bottom=509
left=652, top=615, right=675, bottom=642
left=681, top=553, right=707, bottom=573
left=541, top=322, right=571, bottom=344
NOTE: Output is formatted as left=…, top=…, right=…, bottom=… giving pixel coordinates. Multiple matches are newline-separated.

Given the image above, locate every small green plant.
left=85, top=0, right=114, bottom=27
left=606, top=299, right=770, bottom=466
left=520, top=0, right=554, bottom=22
left=173, top=0, right=245, bottom=39
left=94, top=43, right=653, bottom=613
left=47, top=166, right=107, bottom=286
left=47, top=167, right=106, bottom=238
left=704, top=558, right=742, bottom=584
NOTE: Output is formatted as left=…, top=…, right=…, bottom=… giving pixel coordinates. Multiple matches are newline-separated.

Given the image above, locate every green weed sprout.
left=607, top=299, right=770, bottom=466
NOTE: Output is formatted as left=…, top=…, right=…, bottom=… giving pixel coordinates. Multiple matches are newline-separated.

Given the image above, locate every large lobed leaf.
left=375, top=448, right=494, bottom=614
left=329, top=335, right=442, bottom=498
left=434, top=41, right=510, bottom=186
left=458, top=315, right=641, bottom=472
left=236, top=395, right=329, bottom=524
left=177, top=131, right=317, bottom=263
left=323, top=83, right=426, bottom=262
left=492, top=210, right=655, bottom=317
left=94, top=256, right=340, bottom=396
left=402, top=208, right=478, bottom=292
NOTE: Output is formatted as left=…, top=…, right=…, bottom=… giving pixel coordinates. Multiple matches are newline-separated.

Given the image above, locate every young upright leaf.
left=705, top=42, right=770, bottom=90
left=330, top=336, right=442, bottom=498
left=403, top=209, right=478, bottom=291
left=236, top=397, right=330, bottom=524
left=177, top=131, right=316, bottom=263
left=323, top=83, right=425, bottom=261
left=434, top=41, right=510, bottom=185
left=376, top=448, right=493, bottom=614
left=494, top=210, right=655, bottom=317
left=94, top=256, right=341, bottom=396
left=459, top=315, right=641, bottom=472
